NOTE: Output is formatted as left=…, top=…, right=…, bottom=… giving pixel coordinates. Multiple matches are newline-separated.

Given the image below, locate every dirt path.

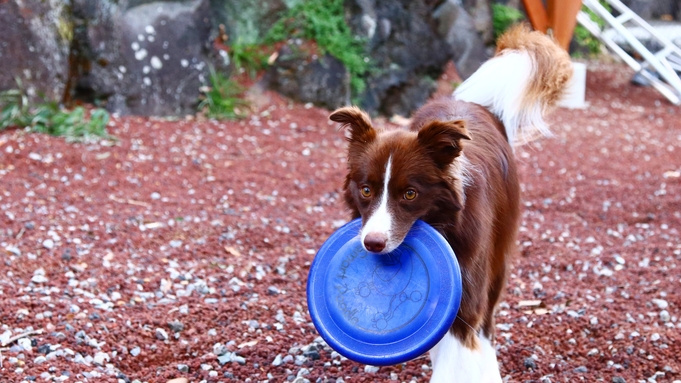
left=0, top=62, right=680, bottom=383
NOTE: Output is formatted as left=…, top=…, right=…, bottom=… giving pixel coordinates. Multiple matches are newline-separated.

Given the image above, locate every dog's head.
left=331, top=106, right=471, bottom=254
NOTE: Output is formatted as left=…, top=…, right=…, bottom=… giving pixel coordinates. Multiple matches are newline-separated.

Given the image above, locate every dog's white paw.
left=429, top=332, right=502, bottom=383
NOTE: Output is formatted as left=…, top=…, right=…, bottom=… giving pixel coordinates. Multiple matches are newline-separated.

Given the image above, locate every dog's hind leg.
left=429, top=331, right=502, bottom=383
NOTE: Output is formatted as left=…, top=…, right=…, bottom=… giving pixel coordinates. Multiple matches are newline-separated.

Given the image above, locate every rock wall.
left=1, top=0, right=677, bottom=117
left=0, top=0, right=71, bottom=102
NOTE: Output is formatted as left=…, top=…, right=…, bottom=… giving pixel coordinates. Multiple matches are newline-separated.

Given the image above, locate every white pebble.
left=42, top=239, right=54, bottom=249
left=364, top=365, right=380, bottom=373
left=31, top=275, right=48, bottom=284
left=652, top=299, right=669, bottom=310
left=94, top=352, right=110, bottom=365
left=150, top=56, right=163, bottom=69
left=135, top=49, right=148, bottom=61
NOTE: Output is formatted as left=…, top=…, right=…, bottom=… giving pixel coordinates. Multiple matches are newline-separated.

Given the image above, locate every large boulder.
left=0, top=0, right=71, bottom=101
left=434, top=0, right=491, bottom=80
left=70, top=0, right=216, bottom=116
left=461, top=0, right=495, bottom=44
left=265, top=43, right=351, bottom=110
left=345, top=0, right=454, bottom=117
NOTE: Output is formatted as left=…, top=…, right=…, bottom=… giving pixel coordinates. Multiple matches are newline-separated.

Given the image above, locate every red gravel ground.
left=0, top=61, right=680, bottom=383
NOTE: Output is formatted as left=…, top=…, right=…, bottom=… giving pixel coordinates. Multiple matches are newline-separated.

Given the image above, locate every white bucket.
left=558, top=62, right=587, bottom=109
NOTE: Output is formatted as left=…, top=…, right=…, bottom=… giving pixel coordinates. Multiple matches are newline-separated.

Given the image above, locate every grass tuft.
left=1, top=79, right=112, bottom=142
left=198, top=66, right=250, bottom=120
left=229, top=40, right=269, bottom=78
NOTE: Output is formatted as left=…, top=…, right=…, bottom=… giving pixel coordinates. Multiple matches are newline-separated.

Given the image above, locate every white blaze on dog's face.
left=359, top=155, right=395, bottom=253
left=330, top=107, right=471, bottom=254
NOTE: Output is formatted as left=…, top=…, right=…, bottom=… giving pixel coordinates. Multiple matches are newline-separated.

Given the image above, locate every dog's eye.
left=404, top=189, right=417, bottom=200
left=360, top=186, right=372, bottom=198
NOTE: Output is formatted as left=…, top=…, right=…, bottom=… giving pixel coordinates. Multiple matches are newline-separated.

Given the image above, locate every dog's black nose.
left=364, top=233, right=387, bottom=253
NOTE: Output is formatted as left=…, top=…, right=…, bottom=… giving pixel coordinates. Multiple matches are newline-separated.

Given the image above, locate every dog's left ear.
left=417, top=120, right=471, bottom=169
left=329, top=106, right=376, bottom=145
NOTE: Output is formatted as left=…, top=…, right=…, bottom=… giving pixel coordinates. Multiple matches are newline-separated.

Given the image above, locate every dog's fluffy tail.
left=454, top=24, right=573, bottom=146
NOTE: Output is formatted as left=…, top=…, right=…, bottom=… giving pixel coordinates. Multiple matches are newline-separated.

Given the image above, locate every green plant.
left=265, top=0, right=369, bottom=94
left=492, top=3, right=525, bottom=40
left=230, top=40, right=269, bottom=78
left=199, top=66, right=249, bottom=120
left=0, top=80, right=112, bottom=142
left=572, top=1, right=611, bottom=57
left=0, top=87, right=30, bottom=130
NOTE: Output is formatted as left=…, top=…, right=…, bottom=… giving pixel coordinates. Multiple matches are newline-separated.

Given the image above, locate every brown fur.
left=410, top=98, right=520, bottom=347
left=331, top=98, right=518, bottom=349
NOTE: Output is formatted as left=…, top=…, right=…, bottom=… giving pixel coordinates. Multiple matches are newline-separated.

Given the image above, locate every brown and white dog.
left=329, top=26, right=572, bottom=382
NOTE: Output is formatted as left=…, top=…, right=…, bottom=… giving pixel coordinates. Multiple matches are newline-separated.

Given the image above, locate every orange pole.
left=547, top=0, right=583, bottom=51
left=522, top=0, right=550, bottom=33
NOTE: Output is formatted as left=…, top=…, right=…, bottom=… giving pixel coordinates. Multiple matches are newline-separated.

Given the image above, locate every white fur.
left=448, top=153, right=477, bottom=206
left=361, top=156, right=398, bottom=253
left=454, top=51, right=549, bottom=147
left=429, top=332, right=502, bottom=383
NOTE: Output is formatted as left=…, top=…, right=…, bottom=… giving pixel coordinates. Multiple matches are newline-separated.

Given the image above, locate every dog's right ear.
left=417, top=119, right=471, bottom=169
left=329, top=107, right=376, bottom=145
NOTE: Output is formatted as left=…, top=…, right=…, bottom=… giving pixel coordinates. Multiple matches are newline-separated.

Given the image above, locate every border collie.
left=329, top=25, right=573, bottom=382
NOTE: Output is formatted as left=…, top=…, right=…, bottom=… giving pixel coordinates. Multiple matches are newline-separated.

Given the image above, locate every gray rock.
left=0, top=0, right=70, bottom=102
left=267, top=286, right=280, bottom=295
left=266, top=44, right=351, bottom=110
left=523, top=357, right=537, bottom=370
left=346, top=0, right=454, bottom=117
left=433, top=0, right=490, bottom=79
left=460, top=0, right=493, bottom=44
left=612, top=377, right=626, bottom=383
left=70, top=0, right=216, bottom=116
left=167, top=320, right=184, bottom=332
left=177, top=364, right=189, bottom=372
left=574, top=366, right=588, bottom=373
left=303, top=348, right=320, bottom=360
left=130, top=346, right=141, bottom=356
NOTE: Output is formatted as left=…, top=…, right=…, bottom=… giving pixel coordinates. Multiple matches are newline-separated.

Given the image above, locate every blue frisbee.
left=307, top=219, right=462, bottom=366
